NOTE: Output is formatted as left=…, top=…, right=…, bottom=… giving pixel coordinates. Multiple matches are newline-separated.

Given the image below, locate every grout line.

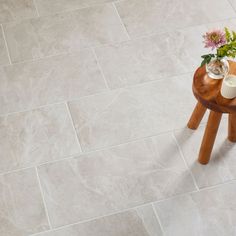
left=1, top=24, right=12, bottom=64
left=129, top=16, right=236, bottom=41
left=0, top=166, right=33, bottom=177
left=29, top=191, right=199, bottom=236
left=1, top=14, right=235, bottom=68
left=0, top=70, right=194, bottom=118
left=35, top=167, right=53, bottom=229
left=112, top=2, right=131, bottom=40
left=227, top=0, right=236, bottom=13
left=0, top=153, right=81, bottom=177
left=0, top=101, right=65, bottom=118
left=65, top=102, right=83, bottom=153
left=29, top=188, right=201, bottom=236
left=172, top=132, right=200, bottom=191
left=0, top=9, right=235, bottom=68
left=28, top=2, right=117, bottom=19
left=151, top=203, right=165, bottom=234
left=33, top=0, right=40, bottom=17
left=29, top=202, right=155, bottom=236
left=200, top=178, right=236, bottom=191
left=151, top=179, right=236, bottom=205
left=4, top=48, right=92, bottom=67
left=0, top=126, right=191, bottom=176
left=36, top=126, right=195, bottom=164
left=91, top=48, right=110, bottom=90
left=0, top=124, right=201, bottom=176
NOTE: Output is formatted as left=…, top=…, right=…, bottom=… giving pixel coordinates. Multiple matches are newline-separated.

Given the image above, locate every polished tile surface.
left=0, top=104, right=80, bottom=173
left=0, top=0, right=37, bottom=24
left=38, top=133, right=195, bottom=227
left=35, top=0, right=114, bottom=16
left=0, top=50, right=107, bottom=115
left=35, top=205, right=162, bottom=236
left=0, top=168, right=49, bottom=236
left=174, top=118, right=236, bottom=189
left=115, top=0, right=236, bottom=38
left=95, top=25, right=207, bottom=88
left=3, top=4, right=129, bottom=63
left=1, top=0, right=236, bottom=235
left=154, top=181, right=236, bottom=236
left=0, top=27, right=9, bottom=66
left=69, top=74, right=195, bottom=151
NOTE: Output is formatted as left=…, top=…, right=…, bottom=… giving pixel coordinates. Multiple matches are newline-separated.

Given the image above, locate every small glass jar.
left=206, top=58, right=229, bottom=79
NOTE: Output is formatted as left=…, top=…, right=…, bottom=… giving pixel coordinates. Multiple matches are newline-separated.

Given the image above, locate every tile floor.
left=1, top=0, right=236, bottom=235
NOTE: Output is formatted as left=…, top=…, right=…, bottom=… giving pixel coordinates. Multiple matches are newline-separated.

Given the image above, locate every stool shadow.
left=212, top=139, right=236, bottom=163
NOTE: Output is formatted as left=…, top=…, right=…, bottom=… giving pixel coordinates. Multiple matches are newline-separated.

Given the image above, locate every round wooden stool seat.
left=187, top=61, right=236, bottom=165
left=193, top=61, right=236, bottom=113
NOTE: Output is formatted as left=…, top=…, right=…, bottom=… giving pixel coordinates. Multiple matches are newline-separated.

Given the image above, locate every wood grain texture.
left=198, top=111, right=222, bottom=165
left=228, top=113, right=236, bottom=142
left=187, top=102, right=207, bottom=130
left=193, top=61, right=236, bottom=113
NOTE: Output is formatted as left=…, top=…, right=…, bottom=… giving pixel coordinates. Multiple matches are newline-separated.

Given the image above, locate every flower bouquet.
left=201, top=28, right=236, bottom=79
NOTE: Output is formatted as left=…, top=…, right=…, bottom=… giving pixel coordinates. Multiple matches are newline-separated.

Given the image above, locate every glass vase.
left=206, top=58, right=229, bottom=79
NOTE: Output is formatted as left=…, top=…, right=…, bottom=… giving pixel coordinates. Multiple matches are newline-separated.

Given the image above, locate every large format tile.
left=35, top=205, right=162, bottom=236
left=95, top=25, right=207, bottom=88
left=0, top=50, right=107, bottom=115
left=0, top=103, right=80, bottom=173
left=0, top=168, right=49, bottom=236
left=3, top=4, right=129, bottom=63
left=115, top=0, right=236, bottom=38
left=135, top=204, right=163, bottom=236
left=154, top=181, right=236, bottom=236
left=229, top=0, right=236, bottom=12
left=69, top=74, right=196, bottom=151
left=174, top=118, right=236, bottom=188
left=0, top=0, right=37, bottom=24
left=38, top=133, right=196, bottom=227
left=35, top=0, right=114, bottom=16
left=0, top=27, right=9, bottom=66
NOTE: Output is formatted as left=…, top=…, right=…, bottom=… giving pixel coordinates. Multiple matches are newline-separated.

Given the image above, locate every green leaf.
left=233, top=31, right=236, bottom=41
left=225, top=27, right=231, bottom=42
left=201, top=54, right=215, bottom=59
left=200, top=54, right=213, bottom=67
left=201, top=58, right=207, bottom=67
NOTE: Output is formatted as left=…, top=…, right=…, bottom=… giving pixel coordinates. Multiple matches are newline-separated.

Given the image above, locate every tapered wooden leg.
left=228, top=113, right=236, bottom=142
left=187, top=102, right=207, bottom=130
left=198, top=111, right=222, bottom=165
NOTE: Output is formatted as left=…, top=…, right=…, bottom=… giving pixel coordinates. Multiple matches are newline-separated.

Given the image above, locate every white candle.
left=221, top=74, right=236, bottom=99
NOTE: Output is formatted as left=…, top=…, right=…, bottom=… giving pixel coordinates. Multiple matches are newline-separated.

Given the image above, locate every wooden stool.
left=188, top=61, right=236, bottom=165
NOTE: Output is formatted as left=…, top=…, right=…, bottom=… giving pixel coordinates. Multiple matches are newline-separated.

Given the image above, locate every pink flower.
left=203, top=30, right=226, bottom=50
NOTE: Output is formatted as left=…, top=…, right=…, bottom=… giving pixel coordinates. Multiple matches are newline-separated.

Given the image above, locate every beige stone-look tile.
left=34, top=205, right=162, bottom=236
left=0, top=168, right=49, bottom=236
left=174, top=118, right=236, bottom=189
left=0, top=0, right=37, bottom=24
left=0, top=50, right=107, bottom=115
left=0, top=27, right=9, bottom=66
left=95, top=25, right=207, bottom=88
left=115, top=0, right=236, bottom=38
left=38, top=133, right=196, bottom=227
left=3, top=4, right=129, bottom=63
left=229, top=0, right=236, bottom=12
left=35, top=0, right=114, bottom=16
left=135, top=204, right=163, bottom=236
left=69, top=74, right=196, bottom=151
left=0, top=103, right=80, bottom=174
left=204, top=18, right=236, bottom=29
left=154, top=181, right=236, bottom=236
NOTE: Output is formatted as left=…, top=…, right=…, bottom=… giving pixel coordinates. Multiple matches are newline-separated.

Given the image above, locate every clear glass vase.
left=206, top=58, right=229, bottom=79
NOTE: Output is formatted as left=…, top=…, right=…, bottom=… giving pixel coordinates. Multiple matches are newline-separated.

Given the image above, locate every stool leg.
left=228, top=113, right=236, bottom=142
left=198, top=111, right=222, bottom=165
left=187, top=102, right=207, bottom=130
